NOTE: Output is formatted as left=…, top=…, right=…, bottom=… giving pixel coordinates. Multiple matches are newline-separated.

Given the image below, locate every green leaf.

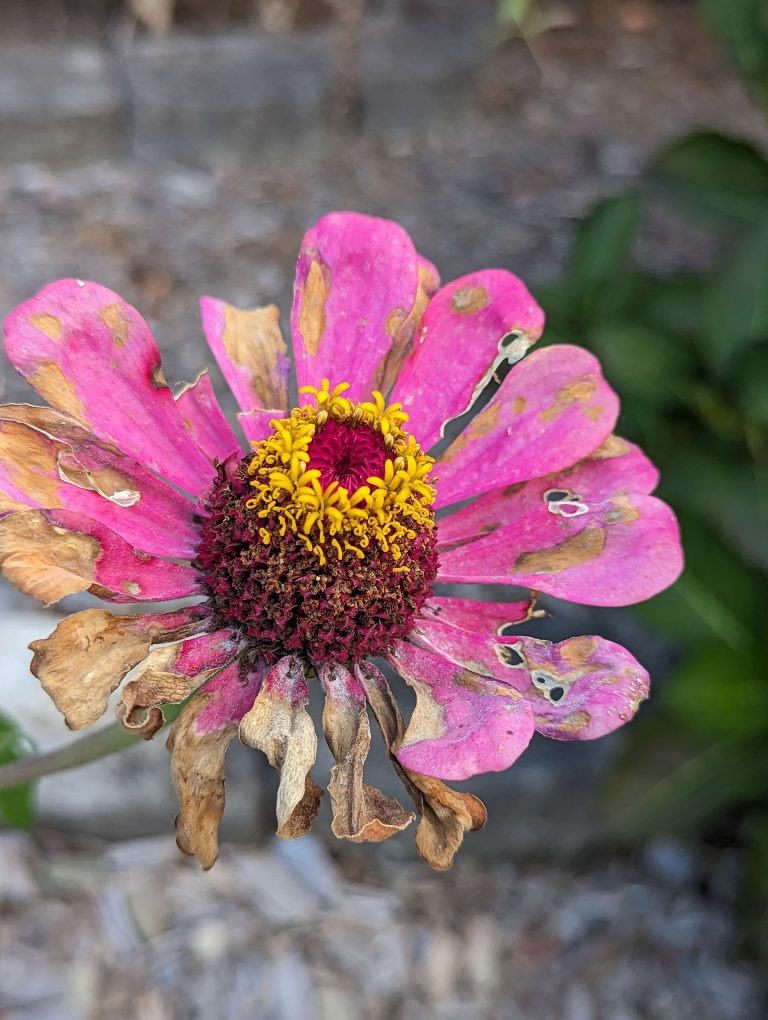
left=738, top=346, right=768, bottom=425
left=642, top=274, right=707, bottom=347
left=647, top=130, right=768, bottom=225
left=605, top=729, right=768, bottom=836
left=662, top=644, right=768, bottom=741
left=563, top=193, right=640, bottom=319
left=635, top=510, right=768, bottom=650
left=0, top=710, right=36, bottom=829
left=699, top=0, right=768, bottom=114
left=702, top=223, right=768, bottom=375
left=588, top=322, right=695, bottom=407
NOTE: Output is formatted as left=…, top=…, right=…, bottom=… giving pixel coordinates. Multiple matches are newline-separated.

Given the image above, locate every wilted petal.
left=239, top=655, right=323, bottom=839
left=29, top=605, right=209, bottom=730
left=391, top=269, right=544, bottom=450
left=435, top=345, right=619, bottom=508
left=4, top=280, right=213, bottom=494
left=411, top=616, right=650, bottom=740
left=388, top=640, right=535, bottom=782
left=0, top=406, right=200, bottom=558
left=118, top=629, right=239, bottom=738
left=320, top=662, right=413, bottom=842
left=175, top=370, right=242, bottom=463
left=291, top=212, right=419, bottom=400
left=199, top=298, right=290, bottom=412
left=0, top=509, right=200, bottom=606
left=437, top=439, right=682, bottom=606
left=168, top=662, right=264, bottom=870
left=422, top=595, right=537, bottom=635
left=357, top=660, right=486, bottom=870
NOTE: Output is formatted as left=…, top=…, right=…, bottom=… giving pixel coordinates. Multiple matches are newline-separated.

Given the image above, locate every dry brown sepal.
left=29, top=607, right=206, bottom=730
left=0, top=510, right=99, bottom=605
left=167, top=693, right=237, bottom=870
left=322, top=688, right=414, bottom=843
left=239, top=676, right=323, bottom=839
left=357, top=661, right=487, bottom=870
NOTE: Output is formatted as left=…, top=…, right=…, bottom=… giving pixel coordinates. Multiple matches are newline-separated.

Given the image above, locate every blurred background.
left=1, top=0, right=767, bottom=1017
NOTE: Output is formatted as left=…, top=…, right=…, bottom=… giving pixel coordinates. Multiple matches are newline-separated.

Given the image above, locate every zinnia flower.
left=0, top=212, right=682, bottom=870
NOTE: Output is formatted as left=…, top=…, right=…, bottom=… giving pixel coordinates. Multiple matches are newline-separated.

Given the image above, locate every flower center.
left=196, top=381, right=439, bottom=663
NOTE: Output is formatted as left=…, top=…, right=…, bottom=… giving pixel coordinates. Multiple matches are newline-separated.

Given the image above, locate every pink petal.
left=434, top=345, right=620, bottom=508
left=41, top=509, right=200, bottom=601
left=237, top=408, right=286, bottom=446
left=194, top=659, right=266, bottom=735
left=422, top=595, right=535, bottom=634
left=290, top=212, right=419, bottom=400
left=175, top=371, right=243, bottom=464
left=411, top=617, right=650, bottom=739
left=388, top=639, right=534, bottom=781
left=437, top=441, right=682, bottom=606
left=391, top=270, right=545, bottom=451
left=4, top=280, right=214, bottom=495
left=0, top=407, right=201, bottom=558
left=198, top=297, right=290, bottom=413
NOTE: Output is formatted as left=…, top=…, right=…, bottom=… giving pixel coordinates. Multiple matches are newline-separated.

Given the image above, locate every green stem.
left=0, top=703, right=184, bottom=792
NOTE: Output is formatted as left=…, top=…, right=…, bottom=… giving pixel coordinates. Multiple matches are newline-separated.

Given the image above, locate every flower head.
left=0, top=212, right=683, bottom=869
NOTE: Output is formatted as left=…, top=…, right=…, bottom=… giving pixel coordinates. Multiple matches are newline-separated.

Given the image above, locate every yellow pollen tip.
left=246, top=380, right=435, bottom=565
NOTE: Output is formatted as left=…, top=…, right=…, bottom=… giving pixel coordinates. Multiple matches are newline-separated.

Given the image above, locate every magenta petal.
left=290, top=212, right=419, bottom=399
left=434, top=345, right=620, bottom=508
left=411, top=617, right=649, bottom=739
left=198, top=297, right=290, bottom=413
left=437, top=441, right=682, bottom=606
left=4, top=280, right=213, bottom=495
left=175, top=371, right=243, bottom=464
left=41, top=509, right=200, bottom=601
left=237, top=408, right=286, bottom=446
left=391, top=270, right=545, bottom=451
left=422, top=595, right=534, bottom=633
left=388, top=640, right=534, bottom=781
left=194, top=659, right=266, bottom=736
left=0, top=408, right=200, bottom=558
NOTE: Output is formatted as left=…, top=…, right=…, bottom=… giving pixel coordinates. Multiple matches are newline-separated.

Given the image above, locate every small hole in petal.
left=549, top=686, right=565, bottom=702
left=544, top=489, right=571, bottom=503
left=496, top=644, right=523, bottom=667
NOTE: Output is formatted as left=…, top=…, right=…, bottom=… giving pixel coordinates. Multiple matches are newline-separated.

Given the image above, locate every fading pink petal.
left=388, top=640, right=534, bottom=781
left=291, top=212, right=419, bottom=400
left=0, top=407, right=200, bottom=558
left=194, top=659, right=266, bottom=735
left=422, top=595, right=535, bottom=634
left=175, top=371, right=242, bottom=464
left=4, top=280, right=213, bottom=494
left=199, top=297, right=290, bottom=413
left=437, top=441, right=682, bottom=605
left=237, top=408, right=286, bottom=446
left=411, top=617, right=649, bottom=739
left=434, top=345, right=619, bottom=508
left=40, top=509, right=200, bottom=601
left=392, top=270, right=545, bottom=451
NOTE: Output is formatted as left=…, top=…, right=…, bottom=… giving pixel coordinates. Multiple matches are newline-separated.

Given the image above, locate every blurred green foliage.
left=0, top=710, right=36, bottom=829
left=699, top=0, right=768, bottom=114
left=537, top=129, right=768, bottom=952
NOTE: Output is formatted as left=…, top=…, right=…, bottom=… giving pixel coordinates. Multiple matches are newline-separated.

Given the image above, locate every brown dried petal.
left=29, top=607, right=206, bottom=729
left=117, top=647, right=198, bottom=739
left=0, top=510, right=99, bottom=605
left=239, top=659, right=322, bottom=839
left=323, top=689, right=413, bottom=843
left=167, top=692, right=236, bottom=870
left=357, top=660, right=486, bottom=870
